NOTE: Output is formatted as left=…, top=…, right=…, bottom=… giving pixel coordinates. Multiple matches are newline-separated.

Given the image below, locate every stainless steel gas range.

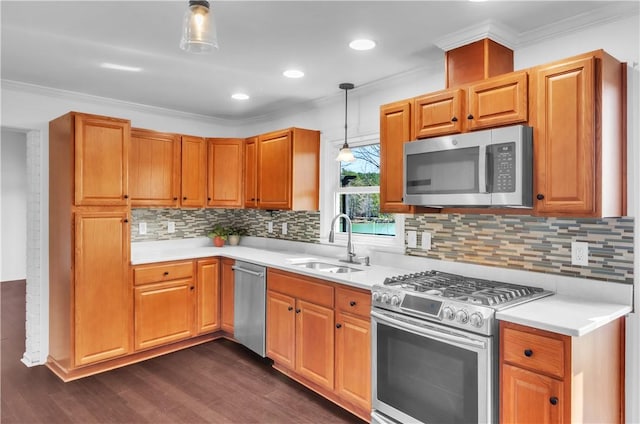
left=371, top=270, right=553, bottom=424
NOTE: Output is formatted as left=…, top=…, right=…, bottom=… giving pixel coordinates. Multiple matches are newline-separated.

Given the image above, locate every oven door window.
left=376, top=321, right=481, bottom=424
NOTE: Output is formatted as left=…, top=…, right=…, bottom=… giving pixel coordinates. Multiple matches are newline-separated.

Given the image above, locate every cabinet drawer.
left=335, top=287, right=371, bottom=318
left=267, top=269, right=333, bottom=308
left=502, top=326, right=566, bottom=379
left=134, top=261, right=193, bottom=285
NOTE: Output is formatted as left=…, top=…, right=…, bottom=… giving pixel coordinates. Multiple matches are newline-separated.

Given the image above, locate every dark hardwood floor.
left=1, top=280, right=366, bottom=423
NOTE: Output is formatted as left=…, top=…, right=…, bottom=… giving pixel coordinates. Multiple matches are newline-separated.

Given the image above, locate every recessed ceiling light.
left=231, top=93, right=250, bottom=100
left=100, top=62, right=142, bottom=72
left=349, top=39, right=376, bottom=51
left=283, top=69, right=305, bottom=78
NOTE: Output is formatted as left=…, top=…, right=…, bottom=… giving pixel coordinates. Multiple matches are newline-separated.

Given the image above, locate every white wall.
left=0, top=130, right=27, bottom=281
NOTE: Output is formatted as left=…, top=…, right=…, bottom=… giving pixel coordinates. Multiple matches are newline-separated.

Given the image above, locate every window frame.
left=320, top=132, right=405, bottom=253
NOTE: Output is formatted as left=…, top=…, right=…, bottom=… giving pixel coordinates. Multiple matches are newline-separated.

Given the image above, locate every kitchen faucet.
left=328, top=213, right=369, bottom=265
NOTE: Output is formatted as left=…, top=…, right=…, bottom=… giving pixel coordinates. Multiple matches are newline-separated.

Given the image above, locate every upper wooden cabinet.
left=445, top=38, right=514, bottom=88
left=129, top=128, right=180, bottom=207
left=49, top=112, right=130, bottom=206
left=207, top=138, right=244, bottom=208
left=245, top=128, right=320, bottom=211
left=531, top=51, right=625, bottom=217
left=380, top=100, right=414, bottom=214
left=180, top=135, right=207, bottom=208
left=414, top=71, right=528, bottom=138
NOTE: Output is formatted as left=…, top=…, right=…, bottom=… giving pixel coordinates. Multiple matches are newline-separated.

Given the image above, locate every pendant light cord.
left=344, top=87, right=348, bottom=147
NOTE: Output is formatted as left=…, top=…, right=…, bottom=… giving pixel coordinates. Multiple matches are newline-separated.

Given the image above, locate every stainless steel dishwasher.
left=232, top=261, right=266, bottom=357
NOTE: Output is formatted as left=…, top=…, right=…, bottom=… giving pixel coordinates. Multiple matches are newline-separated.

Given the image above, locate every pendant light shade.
left=180, top=0, right=218, bottom=53
left=336, top=82, right=355, bottom=162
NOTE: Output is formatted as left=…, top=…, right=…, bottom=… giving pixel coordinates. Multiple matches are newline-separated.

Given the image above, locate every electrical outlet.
left=167, top=221, right=175, bottom=233
left=282, top=222, right=288, bottom=235
left=267, top=222, right=273, bottom=233
left=571, top=241, right=589, bottom=266
left=421, top=231, right=432, bottom=250
left=138, top=222, right=147, bottom=235
left=407, top=231, right=417, bottom=248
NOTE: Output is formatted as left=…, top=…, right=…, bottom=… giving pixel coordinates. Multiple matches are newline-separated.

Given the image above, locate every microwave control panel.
left=491, top=142, right=516, bottom=193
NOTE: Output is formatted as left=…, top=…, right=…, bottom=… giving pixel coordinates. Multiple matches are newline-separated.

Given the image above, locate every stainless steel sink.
left=292, top=261, right=362, bottom=274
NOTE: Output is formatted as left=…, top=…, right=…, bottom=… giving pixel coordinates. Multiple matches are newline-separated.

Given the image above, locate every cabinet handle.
left=451, top=116, right=458, bottom=122
left=295, top=308, right=301, bottom=314
left=467, top=114, right=474, bottom=120
left=549, top=397, right=558, bottom=406
left=336, top=323, right=342, bottom=329
left=349, top=301, right=357, bottom=307
left=524, top=349, right=533, bottom=357
left=287, top=306, right=293, bottom=311
left=163, top=271, right=169, bottom=276
left=536, top=194, right=545, bottom=200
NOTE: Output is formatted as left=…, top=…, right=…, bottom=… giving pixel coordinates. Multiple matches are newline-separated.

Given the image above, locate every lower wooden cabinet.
left=196, top=258, right=220, bottom=334
left=500, top=319, right=624, bottom=424
left=220, top=258, right=235, bottom=334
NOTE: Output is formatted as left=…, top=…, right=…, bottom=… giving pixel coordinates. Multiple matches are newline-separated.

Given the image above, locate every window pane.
left=339, top=193, right=395, bottom=236
left=340, top=144, right=380, bottom=187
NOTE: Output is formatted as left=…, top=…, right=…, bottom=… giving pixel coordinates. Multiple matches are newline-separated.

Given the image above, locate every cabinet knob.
left=336, top=323, right=342, bottom=329
left=295, top=308, right=301, bottom=314
left=183, top=197, right=187, bottom=200
left=163, top=271, right=169, bottom=276
left=190, top=286, right=195, bottom=291
left=349, top=301, right=357, bottom=307
left=287, top=306, right=293, bottom=311
left=208, top=197, right=212, bottom=201
left=173, top=197, right=178, bottom=201
left=123, top=219, right=129, bottom=223
left=524, top=349, right=533, bottom=357
left=549, top=397, right=559, bottom=406
left=451, top=116, right=458, bottom=122
left=536, top=193, right=545, bottom=200
left=123, top=194, right=129, bottom=199
left=251, top=198, right=255, bottom=201
left=467, top=114, right=474, bottom=120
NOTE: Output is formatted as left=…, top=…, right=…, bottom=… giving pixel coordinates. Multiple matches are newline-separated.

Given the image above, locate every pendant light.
left=180, top=0, right=218, bottom=53
left=336, top=83, right=356, bottom=162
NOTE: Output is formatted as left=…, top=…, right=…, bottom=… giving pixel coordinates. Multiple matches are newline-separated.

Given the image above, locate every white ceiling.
left=2, top=1, right=638, bottom=121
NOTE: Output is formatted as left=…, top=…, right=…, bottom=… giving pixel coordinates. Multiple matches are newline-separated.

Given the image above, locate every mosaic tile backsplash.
left=405, top=214, right=634, bottom=284
left=132, top=208, right=634, bottom=284
left=131, top=208, right=320, bottom=243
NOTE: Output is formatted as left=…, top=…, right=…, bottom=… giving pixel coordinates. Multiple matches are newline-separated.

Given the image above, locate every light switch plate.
left=267, top=222, right=273, bottom=233
left=282, top=222, right=288, bottom=235
left=422, top=231, right=432, bottom=250
left=138, top=222, right=147, bottom=235
left=407, top=230, right=417, bottom=248
left=167, top=221, right=175, bottom=233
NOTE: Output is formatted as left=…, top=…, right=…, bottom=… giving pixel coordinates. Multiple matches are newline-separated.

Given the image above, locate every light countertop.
left=131, top=237, right=633, bottom=337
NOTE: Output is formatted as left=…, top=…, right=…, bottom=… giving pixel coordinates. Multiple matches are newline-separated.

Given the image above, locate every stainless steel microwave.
left=403, top=125, right=533, bottom=208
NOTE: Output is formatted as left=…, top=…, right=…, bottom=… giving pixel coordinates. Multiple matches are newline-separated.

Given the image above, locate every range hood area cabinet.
left=244, top=128, right=320, bottom=211
left=380, top=49, right=626, bottom=217
left=49, top=112, right=133, bottom=378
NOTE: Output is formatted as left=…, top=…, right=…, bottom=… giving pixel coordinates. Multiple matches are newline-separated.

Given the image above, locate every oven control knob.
left=372, top=292, right=381, bottom=302
left=381, top=293, right=390, bottom=304
left=470, top=312, right=484, bottom=328
left=390, top=296, right=401, bottom=306
left=442, top=307, right=455, bottom=320
left=455, top=309, right=469, bottom=324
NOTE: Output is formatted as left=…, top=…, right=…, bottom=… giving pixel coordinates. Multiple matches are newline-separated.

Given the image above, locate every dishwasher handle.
left=232, top=265, right=264, bottom=278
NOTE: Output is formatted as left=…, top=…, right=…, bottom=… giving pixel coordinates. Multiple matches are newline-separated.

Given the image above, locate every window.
left=321, top=134, right=404, bottom=252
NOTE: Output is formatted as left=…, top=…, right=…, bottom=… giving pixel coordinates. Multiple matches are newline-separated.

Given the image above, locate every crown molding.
left=433, top=19, right=519, bottom=51
left=1, top=79, right=237, bottom=126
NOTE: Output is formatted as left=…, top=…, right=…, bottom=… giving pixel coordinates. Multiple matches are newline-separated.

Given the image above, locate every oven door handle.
left=371, top=310, right=487, bottom=350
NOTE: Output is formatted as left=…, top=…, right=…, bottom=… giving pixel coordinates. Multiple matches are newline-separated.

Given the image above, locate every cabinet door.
left=220, top=258, right=235, bottom=334
left=244, top=136, right=258, bottom=208
left=501, top=363, right=565, bottom=424
left=266, top=290, right=296, bottom=369
left=296, top=299, right=334, bottom=390
left=335, top=311, right=371, bottom=411
left=380, top=100, right=413, bottom=213
left=180, top=135, right=207, bottom=207
left=467, top=71, right=528, bottom=130
left=414, top=89, right=464, bottom=138
left=532, top=57, right=595, bottom=215
left=130, top=128, right=180, bottom=207
left=207, top=138, right=244, bottom=208
left=74, top=211, right=131, bottom=366
left=74, top=114, right=130, bottom=206
left=134, top=279, right=195, bottom=351
left=257, top=130, right=292, bottom=210
left=196, top=258, right=220, bottom=334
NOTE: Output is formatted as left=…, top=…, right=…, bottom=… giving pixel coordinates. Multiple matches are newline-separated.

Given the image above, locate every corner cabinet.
left=48, top=112, right=132, bottom=379
left=245, top=128, right=320, bottom=210
left=500, top=320, right=624, bottom=424
left=129, top=128, right=181, bottom=207
left=530, top=51, right=625, bottom=217
left=207, top=138, right=244, bottom=208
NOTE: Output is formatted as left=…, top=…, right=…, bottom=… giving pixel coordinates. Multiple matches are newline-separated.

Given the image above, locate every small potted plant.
left=207, top=224, right=229, bottom=247
left=227, top=226, right=248, bottom=246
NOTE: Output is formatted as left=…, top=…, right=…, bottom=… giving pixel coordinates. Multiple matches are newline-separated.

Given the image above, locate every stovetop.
left=372, top=270, right=553, bottom=336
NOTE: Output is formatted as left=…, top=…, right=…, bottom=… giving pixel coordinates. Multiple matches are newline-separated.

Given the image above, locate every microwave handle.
left=485, top=147, right=493, bottom=193
left=479, top=145, right=488, bottom=193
